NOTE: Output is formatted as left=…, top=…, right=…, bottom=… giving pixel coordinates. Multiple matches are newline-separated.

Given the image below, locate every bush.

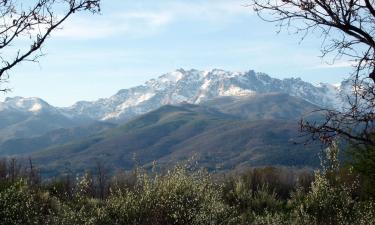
left=100, top=166, right=238, bottom=225
left=0, top=180, right=57, bottom=225
left=289, top=143, right=375, bottom=225
left=0, top=157, right=374, bottom=225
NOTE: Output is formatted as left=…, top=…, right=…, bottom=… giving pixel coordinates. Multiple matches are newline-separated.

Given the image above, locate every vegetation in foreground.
left=0, top=144, right=374, bottom=225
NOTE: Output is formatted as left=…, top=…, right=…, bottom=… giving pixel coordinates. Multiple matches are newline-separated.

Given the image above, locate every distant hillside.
left=0, top=122, right=115, bottom=156
left=25, top=93, right=321, bottom=176
left=0, top=97, right=93, bottom=143
left=203, top=93, right=319, bottom=120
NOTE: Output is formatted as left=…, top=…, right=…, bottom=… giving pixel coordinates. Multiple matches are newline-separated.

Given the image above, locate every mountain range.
left=0, top=69, right=342, bottom=174
left=29, top=93, right=321, bottom=176
left=63, top=69, right=340, bottom=121
left=0, top=97, right=93, bottom=143
left=1, top=69, right=341, bottom=124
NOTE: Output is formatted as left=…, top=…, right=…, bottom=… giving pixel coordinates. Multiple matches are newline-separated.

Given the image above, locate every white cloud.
left=314, top=60, right=356, bottom=69
left=166, top=0, right=251, bottom=18
left=52, top=0, right=251, bottom=40
left=120, top=11, right=172, bottom=27
left=54, top=11, right=172, bottom=40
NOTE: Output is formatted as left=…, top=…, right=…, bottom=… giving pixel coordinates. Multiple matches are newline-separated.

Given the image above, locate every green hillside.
left=26, top=94, right=321, bottom=176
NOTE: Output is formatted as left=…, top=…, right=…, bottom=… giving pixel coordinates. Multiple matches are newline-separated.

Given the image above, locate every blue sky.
left=0, top=0, right=352, bottom=106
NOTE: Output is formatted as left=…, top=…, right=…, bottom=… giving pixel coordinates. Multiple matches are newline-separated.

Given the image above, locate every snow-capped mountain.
left=0, top=97, right=93, bottom=143
left=63, top=69, right=341, bottom=121
left=0, top=97, right=57, bottom=113
left=0, top=68, right=346, bottom=145
left=0, top=68, right=343, bottom=123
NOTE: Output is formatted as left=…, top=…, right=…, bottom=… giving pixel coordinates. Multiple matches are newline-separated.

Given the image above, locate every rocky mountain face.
left=62, top=69, right=341, bottom=121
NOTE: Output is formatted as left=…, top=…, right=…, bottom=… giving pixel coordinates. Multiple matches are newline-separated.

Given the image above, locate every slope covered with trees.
left=15, top=93, right=322, bottom=176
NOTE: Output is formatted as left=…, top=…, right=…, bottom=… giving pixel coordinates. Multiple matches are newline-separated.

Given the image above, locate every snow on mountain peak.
left=0, top=68, right=348, bottom=124
left=221, top=85, right=256, bottom=97
left=0, top=97, right=51, bottom=113
left=158, top=69, right=185, bottom=83
left=62, top=68, right=343, bottom=121
left=29, top=103, right=43, bottom=112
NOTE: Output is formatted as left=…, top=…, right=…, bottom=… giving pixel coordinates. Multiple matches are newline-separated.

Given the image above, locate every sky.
left=0, top=0, right=352, bottom=107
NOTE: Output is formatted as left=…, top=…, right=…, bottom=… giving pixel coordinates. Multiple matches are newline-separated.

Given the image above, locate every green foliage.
left=346, top=142, right=375, bottom=198
left=100, top=166, right=237, bottom=225
left=0, top=180, right=58, bottom=225
left=223, top=178, right=283, bottom=217
left=0, top=157, right=374, bottom=225
left=289, top=142, right=373, bottom=225
left=290, top=171, right=357, bottom=225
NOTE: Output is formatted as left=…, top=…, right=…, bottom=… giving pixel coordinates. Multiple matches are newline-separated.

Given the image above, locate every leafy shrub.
left=289, top=142, right=374, bottom=225
left=0, top=180, right=57, bottom=225
left=0, top=156, right=374, bottom=225
left=100, top=166, right=238, bottom=225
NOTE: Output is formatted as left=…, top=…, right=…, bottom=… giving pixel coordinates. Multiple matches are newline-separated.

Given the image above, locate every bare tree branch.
left=0, top=0, right=100, bottom=90
left=251, top=0, right=375, bottom=146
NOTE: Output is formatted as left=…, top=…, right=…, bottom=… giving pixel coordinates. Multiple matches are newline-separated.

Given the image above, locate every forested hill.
left=17, top=93, right=322, bottom=176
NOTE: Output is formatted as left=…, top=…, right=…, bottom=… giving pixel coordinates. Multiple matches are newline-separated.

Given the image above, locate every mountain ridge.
left=18, top=93, right=322, bottom=175
left=65, top=68, right=339, bottom=121
left=0, top=68, right=342, bottom=145
left=1, top=68, right=342, bottom=123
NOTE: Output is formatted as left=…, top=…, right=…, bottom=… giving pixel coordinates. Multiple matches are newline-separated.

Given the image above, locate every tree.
left=95, top=160, right=108, bottom=199
left=250, top=0, right=375, bottom=199
left=0, top=0, right=100, bottom=91
left=251, top=0, right=375, bottom=146
left=347, top=142, right=375, bottom=197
